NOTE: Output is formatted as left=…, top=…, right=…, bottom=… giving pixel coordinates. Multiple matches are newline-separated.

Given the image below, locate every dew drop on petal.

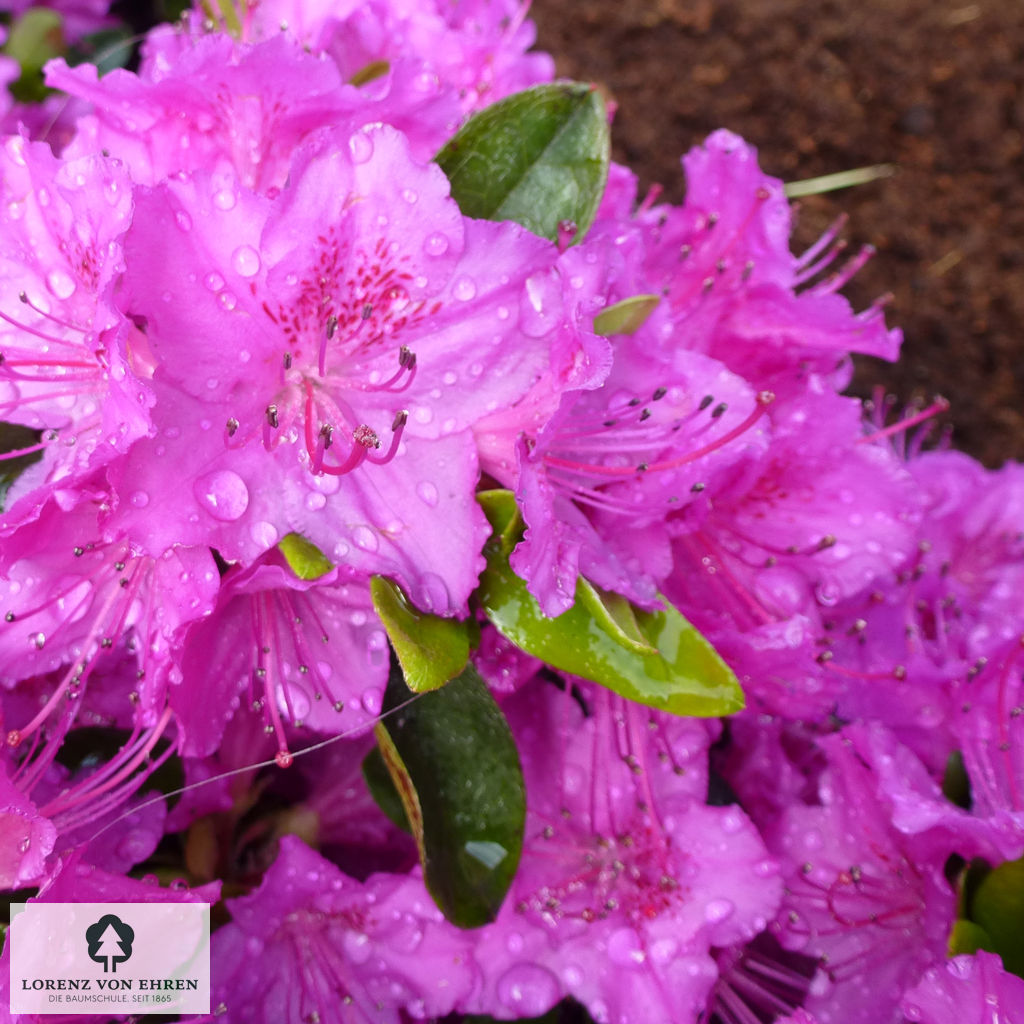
left=213, top=188, right=237, bottom=211
left=496, top=965, right=560, bottom=1017
left=305, top=491, right=327, bottom=511
left=352, top=526, right=378, bottom=552
left=175, top=210, right=192, bottom=232
left=349, top=131, right=374, bottom=164
left=704, top=898, right=735, bottom=924
left=231, top=245, right=261, bottom=278
left=250, top=521, right=279, bottom=549
left=219, top=291, right=237, bottom=311
left=45, top=270, right=75, bottom=300
left=424, top=233, right=449, bottom=256
left=204, top=272, right=225, bottom=293
left=453, top=276, right=477, bottom=301
left=416, top=481, right=438, bottom=507
left=193, top=469, right=250, bottom=522
left=361, top=687, right=383, bottom=714
left=607, top=928, right=647, bottom=967
left=130, top=490, right=150, bottom=509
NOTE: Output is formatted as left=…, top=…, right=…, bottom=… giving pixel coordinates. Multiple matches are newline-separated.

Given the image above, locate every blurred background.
left=530, top=0, right=1024, bottom=467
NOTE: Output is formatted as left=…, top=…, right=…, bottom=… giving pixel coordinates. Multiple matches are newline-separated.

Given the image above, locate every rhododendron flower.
left=109, top=122, right=563, bottom=610
left=462, top=679, right=780, bottom=1024
left=210, top=835, right=474, bottom=1023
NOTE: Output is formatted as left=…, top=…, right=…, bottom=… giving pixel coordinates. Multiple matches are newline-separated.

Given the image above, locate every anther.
left=282, top=353, right=292, bottom=370
left=325, top=315, right=338, bottom=339
left=652, top=387, right=667, bottom=400
left=699, top=395, right=714, bottom=411
left=226, top=418, right=239, bottom=437
left=361, top=304, right=373, bottom=320
left=266, top=405, right=279, bottom=429
left=711, top=402, right=728, bottom=419
left=690, top=482, right=705, bottom=492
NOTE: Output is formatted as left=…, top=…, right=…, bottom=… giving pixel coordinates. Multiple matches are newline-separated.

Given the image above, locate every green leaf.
left=361, top=746, right=411, bottom=833
left=0, top=423, right=44, bottom=512
left=475, top=491, right=744, bottom=717
left=374, top=656, right=525, bottom=928
left=970, top=854, right=1024, bottom=977
left=942, top=749, right=972, bottom=809
left=370, top=576, right=471, bottom=693
left=349, top=59, right=390, bottom=86
left=278, top=533, right=333, bottom=580
left=436, top=82, right=610, bottom=243
left=2, top=9, right=64, bottom=103
left=593, top=294, right=661, bottom=337
left=948, top=918, right=996, bottom=958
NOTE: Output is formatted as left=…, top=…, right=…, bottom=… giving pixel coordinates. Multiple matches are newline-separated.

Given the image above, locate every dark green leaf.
left=942, top=749, right=972, bottom=809
left=370, top=576, right=471, bottom=693
left=970, top=854, right=1024, bottom=977
left=0, top=423, right=43, bottom=512
left=374, top=655, right=525, bottom=928
left=947, top=918, right=995, bottom=958
left=361, top=745, right=411, bottom=833
left=593, top=294, right=661, bottom=336
left=437, top=82, right=610, bottom=243
left=475, top=491, right=744, bottom=717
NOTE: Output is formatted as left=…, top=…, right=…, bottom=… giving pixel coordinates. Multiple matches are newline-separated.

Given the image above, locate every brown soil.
left=529, top=0, right=1024, bottom=467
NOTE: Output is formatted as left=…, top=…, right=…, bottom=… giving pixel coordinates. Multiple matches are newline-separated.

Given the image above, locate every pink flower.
left=173, top=548, right=389, bottom=759
left=0, top=135, right=150, bottom=528
left=108, top=123, right=560, bottom=613
left=209, top=835, right=474, bottom=1023
left=462, top=679, right=780, bottom=1023
left=901, top=951, right=1024, bottom=1024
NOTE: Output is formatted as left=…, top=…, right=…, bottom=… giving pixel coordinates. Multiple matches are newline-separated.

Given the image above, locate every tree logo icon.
left=85, top=914, right=135, bottom=973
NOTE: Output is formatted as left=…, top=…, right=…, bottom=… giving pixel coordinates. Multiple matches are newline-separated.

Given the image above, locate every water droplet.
left=453, top=276, right=477, bottom=301
left=251, top=520, right=279, bottom=548
left=213, top=188, right=237, bottom=211
left=607, top=928, right=646, bottom=967
left=193, top=470, right=250, bottom=522
left=401, top=188, right=418, bottom=204
left=175, top=210, right=192, bottom=232
left=275, top=749, right=293, bottom=768
left=305, top=491, right=327, bottom=511
left=204, top=271, right=225, bottom=293
left=343, top=931, right=372, bottom=964
left=219, top=291, right=237, bottom=311
left=349, top=131, right=374, bottom=164
left=46, top=270, right=75, bottom=300
left=18, top=836, right=30, bottom=853
left=130, top=490, right=150, bottom=508
left=416, top=481, right=438, bottom=507
left=361, top=687, right=383, bottom=714
left=704, top=898, right=735, bottom=924
left=412, top=572, right=450, bottom=614
left=352, top=526, right=378, bottom=552
left=496, top=965, right=560, bottom=1016
left=424, top=233, right=449, bottom=256
left=232, top=245, right=261, bottom=278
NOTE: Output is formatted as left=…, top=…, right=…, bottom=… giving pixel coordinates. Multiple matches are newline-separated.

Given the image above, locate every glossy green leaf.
left=436, top=82, right=610, bottom=243
left=970, top=854, right=1024, bottom=977
left=593, top=294, right=661, bottom=337
left=374, top=656, right=525, bottom=928
left=278, top=533, right=333, bottom=580
left=370, top=576, right=471, bottom=693
left=361, top=746, right=411, bottom=833
left=475, top=491, right=744, bottom=717
left=942, top=749, right=972, bottom=809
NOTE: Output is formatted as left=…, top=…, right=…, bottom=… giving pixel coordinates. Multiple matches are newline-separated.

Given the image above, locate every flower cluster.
left=0, top=2, right=1022, bottom=1023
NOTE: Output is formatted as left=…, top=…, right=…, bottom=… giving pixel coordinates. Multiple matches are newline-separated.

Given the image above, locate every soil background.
left=529, top=0, right=1024, bottom=467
